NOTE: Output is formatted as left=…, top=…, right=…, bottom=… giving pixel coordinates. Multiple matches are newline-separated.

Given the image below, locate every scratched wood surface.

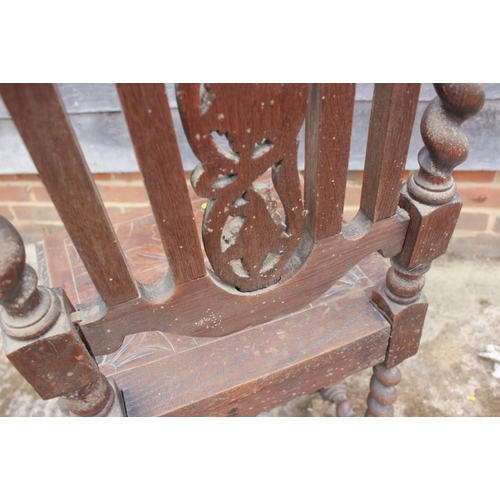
left=304, top=83, right=355, bottom=240
left=40, top=177, right=409, bottom=356
left=177, top=83, right=308, bottom=292
left=360, top=84, right=421, bottom=222
left=117, top=83, right=206, bottom=285
left=99, top=253, right=390, bottom=416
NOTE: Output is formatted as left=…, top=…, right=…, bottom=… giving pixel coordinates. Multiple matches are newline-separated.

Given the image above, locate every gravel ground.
left=1, top=249, right=499, bottom=417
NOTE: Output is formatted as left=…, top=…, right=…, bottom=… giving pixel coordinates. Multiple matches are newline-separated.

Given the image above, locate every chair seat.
left=37, top=182, right=392, bottom=416
left=102, top=254, right=390, bottom=417
left=38, top=215, right=390, bottom=416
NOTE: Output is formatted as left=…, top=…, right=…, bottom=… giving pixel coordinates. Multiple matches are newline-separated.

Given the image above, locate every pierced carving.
left=177, top=84, right=309, bottom=292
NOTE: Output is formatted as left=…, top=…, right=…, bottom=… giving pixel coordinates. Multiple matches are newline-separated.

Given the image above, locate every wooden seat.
left=0, top=83, right=484, bottom=417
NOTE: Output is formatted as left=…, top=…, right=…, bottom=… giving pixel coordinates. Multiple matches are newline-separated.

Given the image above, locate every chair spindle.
left=117, top=83, right=206, bottom=285
left=304, top=83, right=355, bottom=240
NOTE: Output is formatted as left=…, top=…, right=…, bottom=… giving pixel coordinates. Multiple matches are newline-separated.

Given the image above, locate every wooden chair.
left=0, top=83, right=484, bottom=417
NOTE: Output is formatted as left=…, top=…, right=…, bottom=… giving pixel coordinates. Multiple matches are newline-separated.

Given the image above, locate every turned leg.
left=320, top=382, right=356, bottom=417
left=365, top=363, right=401, bottom=417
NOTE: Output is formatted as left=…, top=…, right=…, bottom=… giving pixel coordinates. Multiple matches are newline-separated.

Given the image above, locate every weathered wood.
left=3, top=93, right=500, bottom=176
left=0, top=216, right=60, bottom=339
left=360, top=84, right=420, bottom=222
left=4, top=83, right=500, bottom=119
left=372, top=259, right=429, bottom=367
left=304, top=83, right=355, bottom=240
left=365, top=363, right=401, bottom=417
left=99, top=254, right=390, bottom=417
left=0, top=216, right=123, bottom=416
left=373, top=84, right=485, bottom=367
left=177, top=83, right=308, bottom=292
left=117, top=83, right=206, bottom=285
left=76, top=210, right=409, bottom=356
left=0, top=84, right=138, bottom=307
left=4, top=82, right=471, bottom=417
left=320, top=382, right=355, bottom=417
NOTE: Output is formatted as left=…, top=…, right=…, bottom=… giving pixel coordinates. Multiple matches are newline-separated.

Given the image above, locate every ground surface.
left=1, top=250, right=499, bottom=417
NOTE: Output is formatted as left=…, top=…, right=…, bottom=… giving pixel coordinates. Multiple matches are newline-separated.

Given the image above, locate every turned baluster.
left=320, top=382, right=356, bottom=417
left=365, top=364, right=401, bottom=417
left=369, top=84, right=485, bottom=415
left=0, top=216, right=125, bottom=417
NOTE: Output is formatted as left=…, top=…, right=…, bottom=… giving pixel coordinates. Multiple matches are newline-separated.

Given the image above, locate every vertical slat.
left=360, top=84, right=421, bottom=222
left=116, top=84, right=206, bottom=285
left=0, top=84, right=138, bottom=307
left=304, top=83, right=355, bottom=240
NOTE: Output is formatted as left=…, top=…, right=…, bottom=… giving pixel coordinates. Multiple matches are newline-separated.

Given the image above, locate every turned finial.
left=0, top=216, right=60, bottom=339
left=0, top=216, right=26, bottom=302
left=408, top=83, right=485, bottom=205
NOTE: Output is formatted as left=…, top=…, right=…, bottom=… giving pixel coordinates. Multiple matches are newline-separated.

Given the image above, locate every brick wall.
left=1, top=171, right=499, bottom=254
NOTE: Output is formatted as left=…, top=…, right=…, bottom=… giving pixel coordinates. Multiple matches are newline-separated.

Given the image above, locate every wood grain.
left=177, top=84, right=308, bottom=292
left=117, top=83, right=206, bottom=285
left=360, top=84, right=420, bottom=222
left=0, top=84, right=138, bottom=307
left=75, top=209, right=409, bottom=356
left=106, top=254, right=390, bottom=416
left=304, top=83, right=355, bottom=240
left=365, top=363, right=401, bottom=417
left=372, top=84, right=485, bottom=368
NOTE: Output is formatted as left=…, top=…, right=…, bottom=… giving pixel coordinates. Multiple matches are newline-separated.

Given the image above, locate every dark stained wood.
left=0, top=216, right=123, bottom=415
left=398, top=187, right=462, bottom=269
left=372, top=84, right=485, bottom=368
left=320, top=382, right=355, bottom=417
left=116, top=83, right=206, bottom=285
left=0, top=84, right=138, bottom=307
left=365, top=364, right=401, bottom=417
left=0, top=216, right=61, bottom=339
left=3, top=82, right=484, bottom=417
left=102, top=254, right=390, bottom=417
left=304, top=83, right=355, bottom=240
left=177, top=84, right=308, bottom=292
left=360, top=84, right=420, bottom=222
left=76, top=210, right=409, bottom=356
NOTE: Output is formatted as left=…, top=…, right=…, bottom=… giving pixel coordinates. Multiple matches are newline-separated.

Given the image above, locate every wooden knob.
left=0, top=216, right=26, bottom=302
left=409, top=84, right=485, bottom=204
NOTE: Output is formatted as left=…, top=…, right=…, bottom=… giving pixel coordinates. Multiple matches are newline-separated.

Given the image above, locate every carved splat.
left=177, top=84, right=308, bottom=292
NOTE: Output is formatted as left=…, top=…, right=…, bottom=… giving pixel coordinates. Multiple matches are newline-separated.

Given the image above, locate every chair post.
left=369, top=84, right=485, bottom=415
left=0, top=216, right=125, bottom=417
